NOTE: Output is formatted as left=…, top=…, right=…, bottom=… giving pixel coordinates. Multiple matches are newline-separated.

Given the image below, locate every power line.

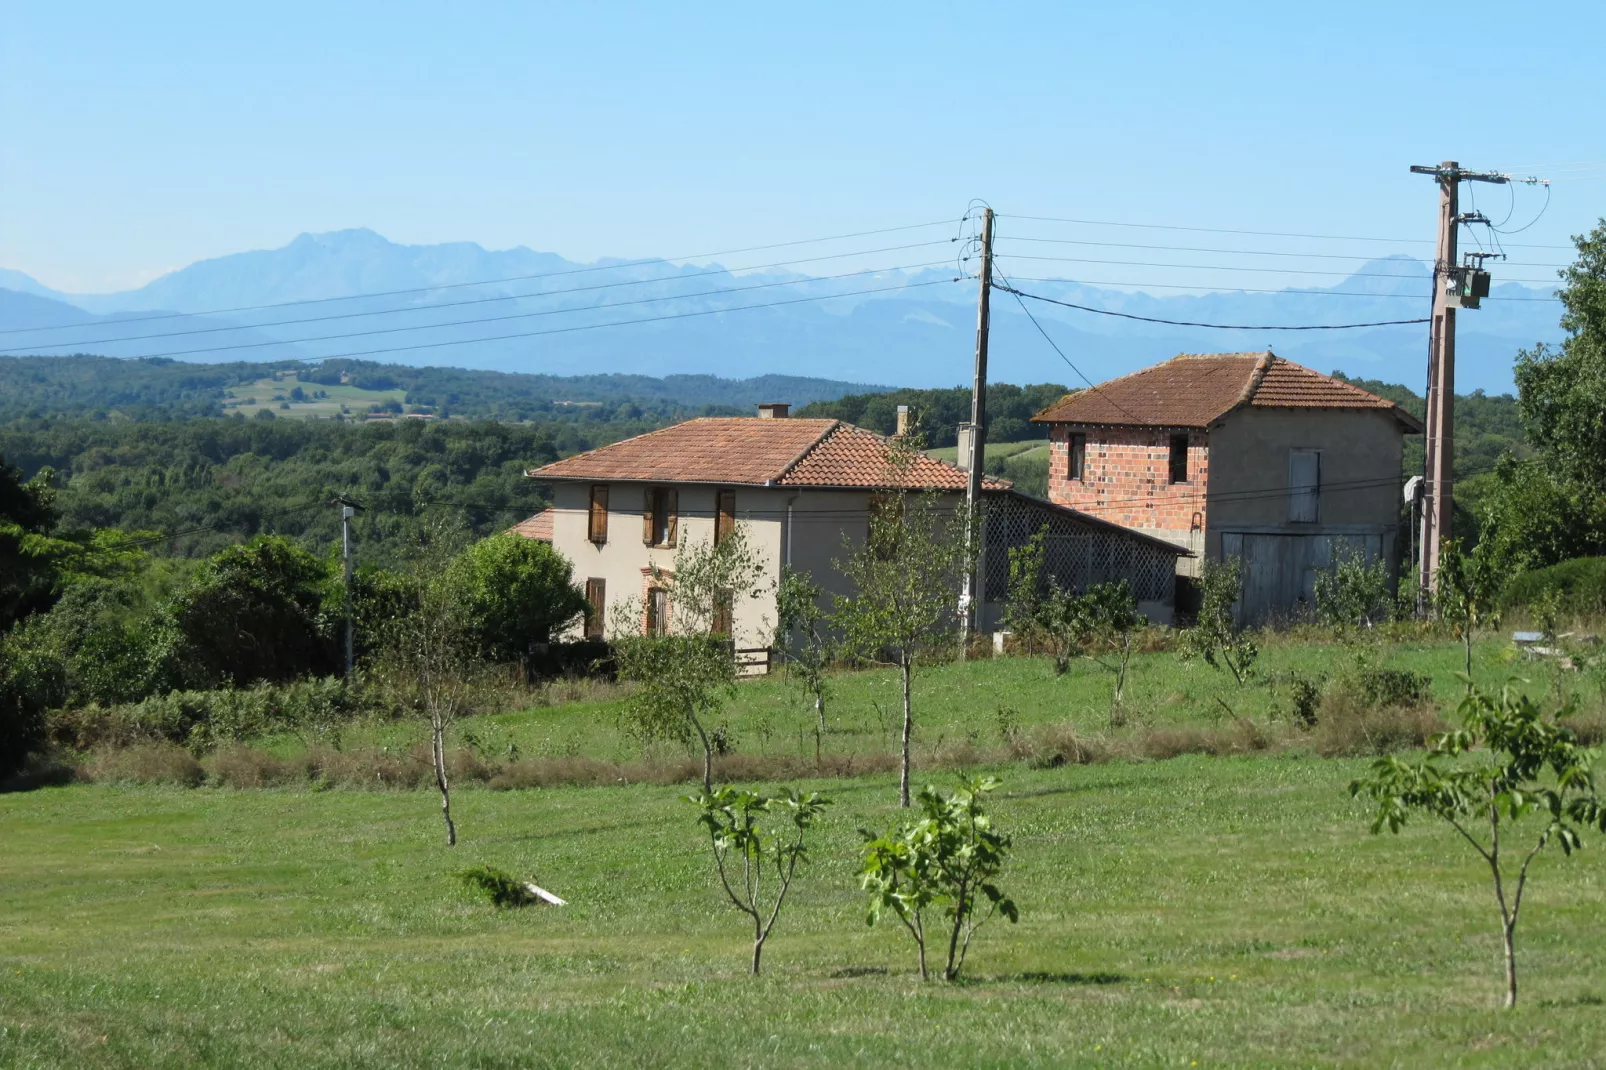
left=995, top=252, right=1561, bottom=285
left=998, top=282, right=1430, bottom=331
left=52, top=276, right=960, bottom=365
left=992, top=266, right=1147, bottom=423
left=1, top=258, right=952, bottom=355
left=997, top=275, right=1562, bottom=301
left=1001, top=213, right=1576, bottom=250
left=0, top=219, right=959, bottom=338
left=997, top=235, right=1568, bottom=269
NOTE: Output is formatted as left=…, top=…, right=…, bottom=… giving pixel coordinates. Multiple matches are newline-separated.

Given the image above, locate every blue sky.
left=2, top=1, right=1602, bottom=292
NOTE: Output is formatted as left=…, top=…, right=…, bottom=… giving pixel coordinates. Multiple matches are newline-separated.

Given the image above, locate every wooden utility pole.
left=1410, top=161, right=1510, bottom=600
left=1417, top=162, right=1458, bottom=602
left=959, top=207, right=994, bottom=656
left=335, top=496, right=362, bottom=680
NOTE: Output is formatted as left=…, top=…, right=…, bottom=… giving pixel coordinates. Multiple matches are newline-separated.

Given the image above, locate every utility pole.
left=1409, top=161, right=1514, bottom=602
left=334, top=496, right=362, bottom=680
left=959, top=206, right=994, bottom=657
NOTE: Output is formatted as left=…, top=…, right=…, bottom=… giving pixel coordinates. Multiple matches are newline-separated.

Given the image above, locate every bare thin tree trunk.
left=432, top=717, right=456, bottom=847
left=899, top=657, right=913, bottom=808
left=1502, top=918, right=1518, bottom=1009
left=815, top=691, right=826, bottom=735
left=689, top=702, right=713, bottom=794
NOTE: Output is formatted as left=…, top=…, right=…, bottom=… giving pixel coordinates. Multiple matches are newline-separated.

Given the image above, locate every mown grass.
left=5, top=753, right=1606, bottom=1067
left=283, top=633, right=1604, bottom=772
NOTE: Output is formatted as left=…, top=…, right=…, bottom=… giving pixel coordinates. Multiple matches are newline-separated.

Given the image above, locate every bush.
left=1501, top=557, right=1606, bottom=617
left=46, top=677, right=373, bottom=751
left=1313, top=677, right=1445, bottom=758
left=1355, top=667, right=1432, bottom=710
left=81, top=742, right=205, bottom=786
left=459, top=865, right=541, bottom=908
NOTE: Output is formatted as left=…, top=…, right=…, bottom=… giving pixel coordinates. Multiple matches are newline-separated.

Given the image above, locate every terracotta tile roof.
left=525, top=417, right=1008, bottom=491
left=780, top=423, right=1009, bottom=490
left=507, top=510, right=554, bottom=541
left=1030, top=351, right=1422, bottom=431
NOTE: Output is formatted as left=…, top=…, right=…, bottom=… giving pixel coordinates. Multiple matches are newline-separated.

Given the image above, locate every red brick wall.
left=1047, top=425, right=1208, bottom=538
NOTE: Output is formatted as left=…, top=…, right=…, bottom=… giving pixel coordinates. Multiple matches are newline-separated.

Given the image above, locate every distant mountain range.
left=0, top=228, right=1566, bottom=394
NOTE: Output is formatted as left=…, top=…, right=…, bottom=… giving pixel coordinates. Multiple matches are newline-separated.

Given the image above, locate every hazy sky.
left=3, top=1, right=1602, bottom=292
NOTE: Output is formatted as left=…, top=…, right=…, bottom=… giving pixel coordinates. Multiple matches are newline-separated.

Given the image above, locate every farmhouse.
left=525, top=405, right=1186, bottom=656
left=1032, top=351, right=1423, bottom=623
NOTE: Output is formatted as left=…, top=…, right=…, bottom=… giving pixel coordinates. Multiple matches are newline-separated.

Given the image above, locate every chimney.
left=895, top=404, right=911, bottom=436
left=955, top=424, right=973, bottom=470
left=757, top=403, right=790, bottom=419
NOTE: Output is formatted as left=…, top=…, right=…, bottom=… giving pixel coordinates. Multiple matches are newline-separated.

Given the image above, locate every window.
left=1068, top=433, right=1086, bottom=481
left=583, top=578, right=606, bottom=639
left=642, top=487, right=678, bottom=547
left=1289, top=450, right=1320, bottom=523
left=715, top=490, right=736, bottom=545
left=646, top=587, right=670, bottom=636
left=588, top=485, right=609, bottom=544
left=1168, top=433, right=1190, bottom=484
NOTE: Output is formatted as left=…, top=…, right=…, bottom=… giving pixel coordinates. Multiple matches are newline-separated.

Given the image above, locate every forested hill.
left=795, top=382, right=1072, bottom=448
left=0, top=354, right=885, bottom=423
left=0, top=418, right=632, bottom=565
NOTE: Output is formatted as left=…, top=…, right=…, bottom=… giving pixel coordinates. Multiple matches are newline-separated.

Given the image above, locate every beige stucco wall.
left=1203, top=407, right=1407, bottom=560
left=549, top=481, right=785, bottom=651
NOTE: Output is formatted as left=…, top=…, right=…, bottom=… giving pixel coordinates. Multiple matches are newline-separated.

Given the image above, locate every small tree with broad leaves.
left=686, top=786, right=831, bottom=975
left=1436, top=535, right=1503, bottom=681
left=775, top=566, right=832, bottom=734
left=1036, top=580, right=1143, bottom=722
left=1180, top=556, right=1257, bottom=685
left=1350, top=682, right=1606, bottom=1008
left=1002, top=526, right=1049, bottom=657
left=611, top=524, right=771, bottom=793
left=860, top=775, right=1019, bottom=981
left=832, top=440, right=974, bottom=807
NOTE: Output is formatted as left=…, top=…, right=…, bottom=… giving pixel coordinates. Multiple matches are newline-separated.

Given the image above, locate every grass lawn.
left=5, top=755, right=1606, bottom=1067
left=220, top=375, right=407, bottom=420
left=318, top=635, right=1601, bottom=769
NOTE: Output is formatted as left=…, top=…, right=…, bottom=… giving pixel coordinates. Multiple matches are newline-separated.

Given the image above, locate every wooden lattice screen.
left=981, top=493, right=1179, bottom=604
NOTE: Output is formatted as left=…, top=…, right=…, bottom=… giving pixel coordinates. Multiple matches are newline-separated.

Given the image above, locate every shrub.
left=81, top=742, right=204, bottom=786
left=1314, top=679, right=1445, bottom=758
left=1356, top=667, right=1432, bottom=710
left=1501, top=556, right=1606, bottom=617
left=1289, top=674, right=1322, bottom=728
left=459, top=865, right=542, bottom=908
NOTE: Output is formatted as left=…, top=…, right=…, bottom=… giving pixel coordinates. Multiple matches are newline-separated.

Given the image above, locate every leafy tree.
left=1514, top=220, right=1606, bottom=491
left=832, top=456, right=973, bottom=807
left=1474, top=456, right=1606, bottom=575
left=1002, top=526, right=1049, bottom=656
left=1034, top=580, right=1143, bottom=720
left=1180, top=557, right=1257, bottom=685
left=160, top=536, right=336, bottom=688
left=1436, top=536, right=1503, bottom=680
left=0, top=457, right=64, bottom=632
left=612, top=524, right=771, bottom=793
left=447, top=533, right=587, bottom=661
left=775, top=567, right=832, bottom=733
left=370, top=524, right=486, bottom=847
left=1312, top=542, right=1395, bottom=632
left=0, top=627, right=68, bottom=776
left=860, top=776, right=1019, bottom=981
left=1350, top=683, right=1606, bottom=1008
left=685, top=786, right=831, bottom=975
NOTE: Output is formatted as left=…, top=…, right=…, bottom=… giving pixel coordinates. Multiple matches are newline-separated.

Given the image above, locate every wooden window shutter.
left=715, top=490, right=735, bottom=544
left=643, top=487, right=656, bottom=544
left=665, top=489, right=679, bottom=546
left=584, top=578, right=605, bottom=639
left=588, top=485, right=609, bottom=543
left=1289, top=450, right=1320, bottom=523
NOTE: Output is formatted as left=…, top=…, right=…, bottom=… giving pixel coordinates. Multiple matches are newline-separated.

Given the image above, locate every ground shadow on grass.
left=829, top=966, right=890, bottom=979
left=1010, top=971, right=1128, bottom=985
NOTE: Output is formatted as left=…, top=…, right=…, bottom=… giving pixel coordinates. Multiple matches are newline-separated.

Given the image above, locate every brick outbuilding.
left=1032, top=351, right=1423, bottom=622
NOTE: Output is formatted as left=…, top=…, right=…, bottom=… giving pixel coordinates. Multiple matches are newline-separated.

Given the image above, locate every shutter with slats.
left=584, top=578, right=605, bottom=639
left=643, top=488, right=656, bottom=544
left=1289, top=450, right=1320, bottom=523
left=665, top=489, right=678, bottom=546
left=588, top=485, right=609, bottom=543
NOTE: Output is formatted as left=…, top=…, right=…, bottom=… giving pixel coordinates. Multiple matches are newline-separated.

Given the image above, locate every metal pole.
left=960, top=207, right=994, bottom=657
